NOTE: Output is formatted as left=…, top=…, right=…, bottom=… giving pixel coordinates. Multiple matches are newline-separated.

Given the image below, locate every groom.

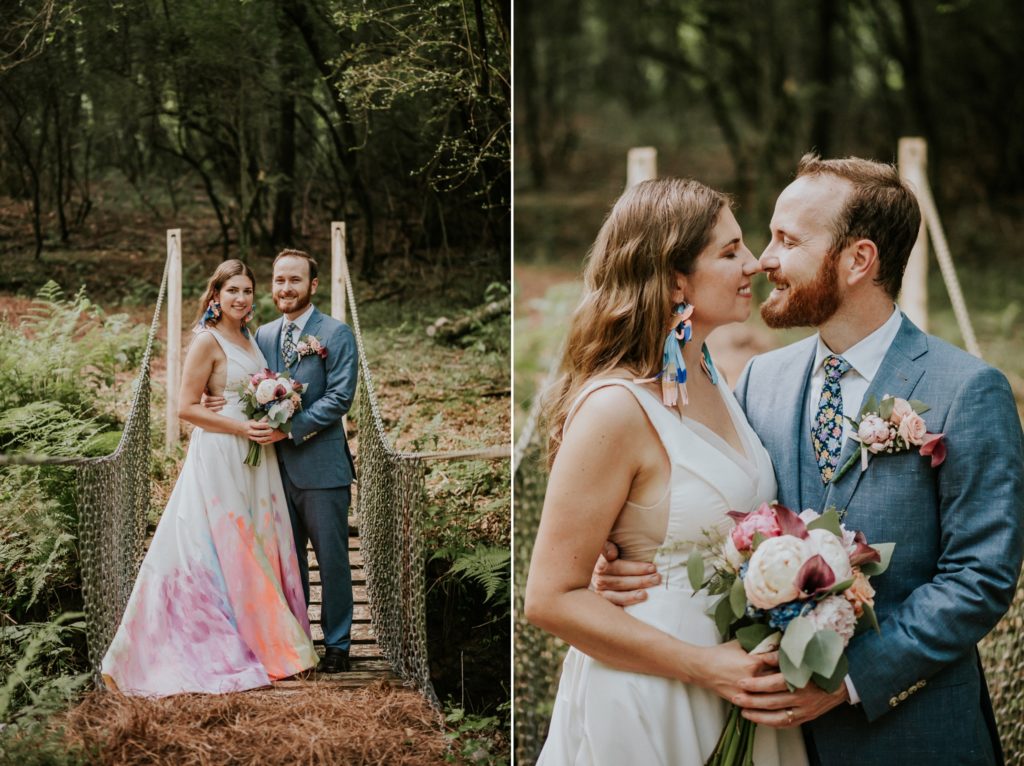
left=596, top=155, right=1024, bottom=764
left=253, top=248, right=359, bottom=673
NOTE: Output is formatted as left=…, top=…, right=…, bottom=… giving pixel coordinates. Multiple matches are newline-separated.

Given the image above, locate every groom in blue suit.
left=598, top=156, right=1023, bottom=764
left=256, top=249, right=359, bottom=673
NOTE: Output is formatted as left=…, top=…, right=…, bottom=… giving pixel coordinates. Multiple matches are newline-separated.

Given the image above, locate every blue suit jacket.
left=735, top=316, right=1023, bottom=765
left=255, top=307, right=358, bottom=490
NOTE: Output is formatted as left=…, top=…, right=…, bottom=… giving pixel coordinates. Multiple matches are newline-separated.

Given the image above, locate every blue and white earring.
left=637, top=302, right=694, bottom=406
left=199, top=299, right=222, bottom=328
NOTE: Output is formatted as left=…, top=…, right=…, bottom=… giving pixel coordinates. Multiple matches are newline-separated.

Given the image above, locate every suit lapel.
left=823, top=316, right=928, bottom=513
left=776, top=344, right=817, bottom=510
left=270, top=317, right=284, bottom=371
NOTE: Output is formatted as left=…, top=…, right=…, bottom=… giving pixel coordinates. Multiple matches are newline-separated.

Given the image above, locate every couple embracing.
left=102, top=249, right=357, bottom=694
left=525, top=155, right=1023, bottom=765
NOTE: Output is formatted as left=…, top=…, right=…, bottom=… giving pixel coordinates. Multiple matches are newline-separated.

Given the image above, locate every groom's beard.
left=760, top=253, right=842, bottom=328
left=274, top=288, right=312, bottom=315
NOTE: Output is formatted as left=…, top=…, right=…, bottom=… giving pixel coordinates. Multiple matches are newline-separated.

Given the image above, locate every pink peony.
left=898, top=412, right=927, bottom=446
left=730, top=504, right=782, bottom=552
left=858, top=415, right=890, bottom=445
left=804, top=595, right=858, bottom=645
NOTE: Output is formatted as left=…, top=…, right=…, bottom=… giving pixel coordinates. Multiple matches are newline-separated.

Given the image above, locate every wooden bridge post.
left=331, top=221, right=348, bottom=324
left=627, top=147, right=658, bottom=188
left=165, top=229, right=182, bottom=451
left=898, top=138, right=929, bottom=332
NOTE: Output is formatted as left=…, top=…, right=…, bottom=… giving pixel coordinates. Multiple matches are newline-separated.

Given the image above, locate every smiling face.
left=215, top=274, right=255, bottom=325
left=680, top=207, right=759, bottom=330
left=272, top=255, right=318, bottom=318
left=759, top=175, right=850, bottom=328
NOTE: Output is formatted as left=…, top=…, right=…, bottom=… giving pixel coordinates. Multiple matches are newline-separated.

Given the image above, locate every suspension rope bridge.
left=2, top=224, right=509, bottom=713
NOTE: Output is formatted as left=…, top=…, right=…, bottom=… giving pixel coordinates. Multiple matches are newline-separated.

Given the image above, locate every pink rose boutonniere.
left=833, top=394, right=946, bottom=482
left=294, top=334, right=328, bottom=362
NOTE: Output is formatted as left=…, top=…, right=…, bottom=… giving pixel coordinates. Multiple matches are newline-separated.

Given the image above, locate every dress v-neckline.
left=635, top=381, right=757, bottom=477
left=210, top=328, right=262, bottom=364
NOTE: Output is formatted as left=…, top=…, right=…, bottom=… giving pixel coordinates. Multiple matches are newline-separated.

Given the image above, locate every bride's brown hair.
left=194, top=259, right=257, bottom=329
left=545, top=178, right=730, bottom=464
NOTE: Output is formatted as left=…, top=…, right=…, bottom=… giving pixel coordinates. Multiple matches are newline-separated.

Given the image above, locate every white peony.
left=807, top=528, right=854, bottom=584
left=744, top=536, right=811, bottom=609
left=256, top=378, right=280, bottom=404
left=804, top=595, right=858, bottom=645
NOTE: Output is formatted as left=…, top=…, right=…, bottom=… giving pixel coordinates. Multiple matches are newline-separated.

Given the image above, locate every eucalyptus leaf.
left=779, top=647, right=814, bottom=689
left=859, top=543, right=895, bottom=576
left=806, top=508, right=843, bottom=537
left=828, top=578, right=854, bottom=595
left=857, top=602, right=881, bottom=634
left=687, top=550, right=705, bottom=592
left=729, top=576, right=747, bottom=619
left=780, top=616, right=816, bottom=666
left=879, top=397, right=895, bottom=421
left=803, top=630, right=844, bottom=677
left=737, top=623, right=773, bottom=652
left=811, top=653, right=849, bottom=693
left=860, top=395, right=879, bottom=416
left=715, top=595, right=735, bottom=637
left=908, top=399, right=931, bottom=414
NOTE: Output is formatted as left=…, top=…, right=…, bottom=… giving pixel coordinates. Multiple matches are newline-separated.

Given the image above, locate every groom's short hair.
left=796, top=153, right=920, bottom=299
left=273, top=248, right=319, bottom=281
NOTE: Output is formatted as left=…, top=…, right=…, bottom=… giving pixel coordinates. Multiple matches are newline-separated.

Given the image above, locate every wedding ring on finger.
left=785, top=708, right=794, bottom=725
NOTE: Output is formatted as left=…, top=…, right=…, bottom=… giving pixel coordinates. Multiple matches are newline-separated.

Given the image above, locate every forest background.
left=1, top=0, right=511, bottom=763
left=514, top=1, right=1024, bottom=763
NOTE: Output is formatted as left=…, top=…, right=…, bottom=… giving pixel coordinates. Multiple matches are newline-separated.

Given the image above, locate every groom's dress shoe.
left=316, top=648, right=350, bottom=673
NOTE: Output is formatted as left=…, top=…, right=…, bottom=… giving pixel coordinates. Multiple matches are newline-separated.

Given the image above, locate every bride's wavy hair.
left=193, top=259, right=257, bottom=330
left=545, top=178, right=730, bottom=464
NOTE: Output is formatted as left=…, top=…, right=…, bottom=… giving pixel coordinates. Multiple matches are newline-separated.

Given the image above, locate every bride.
left=101, top=259, right=318, bottom=695
left=524, top=178, right=807, bottom=765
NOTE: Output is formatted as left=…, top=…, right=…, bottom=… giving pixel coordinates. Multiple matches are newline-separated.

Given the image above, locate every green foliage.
left=0, top=282, right=147, bottom=418
left=444, top=699, right=510, bottom=765
left=0, top=282, right=148, bottom=726
left=0, top=614, right=90, bottom=765
left=434, top=545, right=510, bottom=606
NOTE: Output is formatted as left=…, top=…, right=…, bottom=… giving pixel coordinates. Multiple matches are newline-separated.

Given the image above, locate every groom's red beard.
left=760, top=252, right=843, bottom=328
left=273, top=288, right=312, bottom=315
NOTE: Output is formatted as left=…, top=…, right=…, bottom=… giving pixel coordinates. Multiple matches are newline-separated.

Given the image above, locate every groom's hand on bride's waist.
left=591, top=542, right=661, bottom=606
left=200, top=391, right=227, bottom=412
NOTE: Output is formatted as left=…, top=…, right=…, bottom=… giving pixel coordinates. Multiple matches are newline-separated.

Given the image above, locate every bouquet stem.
left=244, top=440, right=262, bottom=467
left=706, top=704, right=756, bottom=766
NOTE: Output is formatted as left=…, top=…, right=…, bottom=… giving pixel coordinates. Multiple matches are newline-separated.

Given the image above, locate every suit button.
left=898, top=691, right=909, bottom=701
left=889, top=697, right=898, bottom=708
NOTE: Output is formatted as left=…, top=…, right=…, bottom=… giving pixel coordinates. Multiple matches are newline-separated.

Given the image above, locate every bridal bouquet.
left=236, top=369, right=306, bottom=467
left=688, top=502, right=894, bottom=766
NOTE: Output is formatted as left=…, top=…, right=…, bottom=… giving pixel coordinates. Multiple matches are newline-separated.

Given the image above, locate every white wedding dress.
left=101, top=328, right=318, bottom=695
left=538, top=378, right=808, bottom=766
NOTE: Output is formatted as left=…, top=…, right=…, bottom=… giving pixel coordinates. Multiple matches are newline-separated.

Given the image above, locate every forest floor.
left=0, top=194, right=510, bottom=764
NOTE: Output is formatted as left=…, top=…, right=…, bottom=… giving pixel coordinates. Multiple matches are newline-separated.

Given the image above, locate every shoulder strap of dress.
left=564, top=378, right=684, bottom=463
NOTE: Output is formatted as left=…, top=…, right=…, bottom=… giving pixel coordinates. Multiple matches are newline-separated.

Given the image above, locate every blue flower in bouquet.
left=738, top=561, right=749, bottom=579
left=768, top=600, right=809, bottom=630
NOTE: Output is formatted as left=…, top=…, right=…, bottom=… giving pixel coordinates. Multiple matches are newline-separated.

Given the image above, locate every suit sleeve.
left=846, top=365, right=1024, bottom=721
left=289, top=323, right=359, bottom=444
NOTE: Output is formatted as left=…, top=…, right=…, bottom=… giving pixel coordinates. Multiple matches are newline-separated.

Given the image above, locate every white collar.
left=283, top=304, right=315, bottom=335
left=813, top=305, right=903, bottom=381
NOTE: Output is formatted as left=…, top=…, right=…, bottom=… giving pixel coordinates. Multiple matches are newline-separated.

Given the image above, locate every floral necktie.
left=282, top=321, right=298, bottom=367
left=812, top=354, right=852, bottom=483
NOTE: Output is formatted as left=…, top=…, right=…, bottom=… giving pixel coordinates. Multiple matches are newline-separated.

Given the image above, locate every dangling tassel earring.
left=241, top=306, right=254, bottom=338
left=636, top=302, right=693, bottom=406
left=199, top=299, right=222, bottom=329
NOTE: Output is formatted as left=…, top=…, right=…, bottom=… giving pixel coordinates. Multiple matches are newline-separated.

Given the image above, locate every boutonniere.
left=294, top=334, right=328, bottom=362
left=833, top=394, right=946, bottom=482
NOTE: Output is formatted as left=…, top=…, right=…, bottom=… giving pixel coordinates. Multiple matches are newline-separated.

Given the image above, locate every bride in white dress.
left=525, top=179, right=808, bottom=765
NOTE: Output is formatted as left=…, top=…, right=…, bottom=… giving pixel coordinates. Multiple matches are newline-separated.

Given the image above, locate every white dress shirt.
left=804, top=304, right=903, bottom=706
left=281, top=304, right=315, bottom=354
